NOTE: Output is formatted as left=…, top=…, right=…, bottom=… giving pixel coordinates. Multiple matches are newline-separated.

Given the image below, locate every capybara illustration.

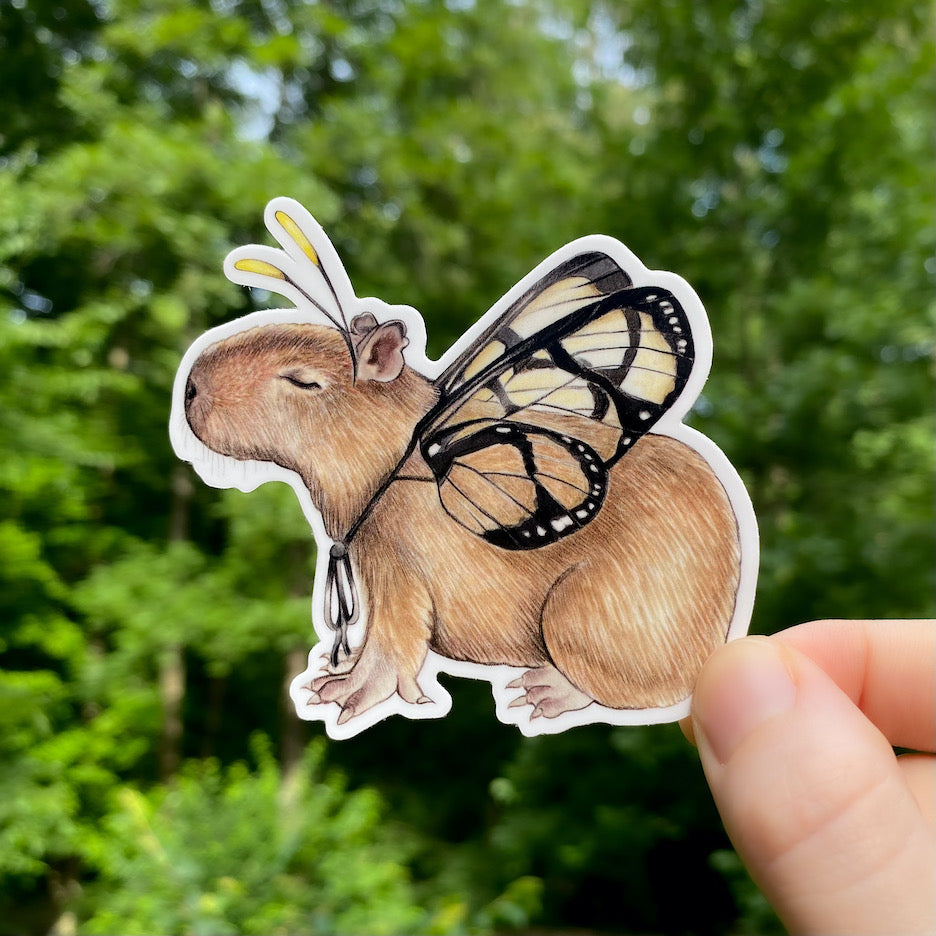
left=172, top=196, right=754, bottom=736
left=182, top=319, right=741, bottom=725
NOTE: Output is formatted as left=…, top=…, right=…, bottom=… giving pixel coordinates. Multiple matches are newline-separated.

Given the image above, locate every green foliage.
left=483, top=725, right=740, bottom=934
left=708, top=849, right=785, bottom=936
left=79, top=738, right=424, bottom=936
left=1, top=0, right=932, bottom=933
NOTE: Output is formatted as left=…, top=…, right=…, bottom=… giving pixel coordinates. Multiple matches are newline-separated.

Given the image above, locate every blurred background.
left=1, top=0, right=933, bottom=933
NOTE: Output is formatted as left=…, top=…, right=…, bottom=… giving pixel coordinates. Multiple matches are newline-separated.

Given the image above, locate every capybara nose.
left=185, top=375, right=197, bottom=408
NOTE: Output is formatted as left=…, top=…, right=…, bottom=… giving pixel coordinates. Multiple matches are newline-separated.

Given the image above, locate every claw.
left=502, top=665, right=594, bottom=720
left=311, top=672, right=346, bottom=692
left=337, top=706, right=356, bottom=725
left=416, top=695, right=432, bottom=704
left=319, top=681, right=351, bottom=704
left=305, top=689, right=321, bottom=704
left=506, top=675, right=525, bottom=689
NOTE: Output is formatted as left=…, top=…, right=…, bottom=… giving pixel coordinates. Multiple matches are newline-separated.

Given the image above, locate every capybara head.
left=184, top=317, right=409, bottom=477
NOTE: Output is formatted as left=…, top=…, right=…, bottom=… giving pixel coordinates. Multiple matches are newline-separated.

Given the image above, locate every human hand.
left=683, top=619, right=936, bottom=934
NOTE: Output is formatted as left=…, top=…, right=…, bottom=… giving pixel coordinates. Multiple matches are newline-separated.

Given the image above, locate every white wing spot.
left=536, top=526, right=547, bottom=536
left=639, top=410, right=651, bottom=420
left=427, top=442, right=441, bottom=456
left=551, top=515, right=574, bottom=533
left=496, top=426, right=512, bottom=434
left=575, top=509, right=589, bottom=520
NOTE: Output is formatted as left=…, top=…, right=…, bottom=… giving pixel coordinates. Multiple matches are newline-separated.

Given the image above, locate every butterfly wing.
left=419, top=251, right=695, bottom=549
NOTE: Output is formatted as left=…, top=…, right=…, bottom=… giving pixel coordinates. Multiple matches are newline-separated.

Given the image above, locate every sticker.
left=170, top=197, right=758, bottom=739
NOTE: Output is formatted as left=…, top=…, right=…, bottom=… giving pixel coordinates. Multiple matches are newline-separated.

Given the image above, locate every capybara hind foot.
left=506, top=665, right=593, bottom=719
left=308, top=649, right=430, bottom=724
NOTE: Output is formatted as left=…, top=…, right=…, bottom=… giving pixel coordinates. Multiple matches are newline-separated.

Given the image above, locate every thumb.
left=690, top=636, right=935, bottom=935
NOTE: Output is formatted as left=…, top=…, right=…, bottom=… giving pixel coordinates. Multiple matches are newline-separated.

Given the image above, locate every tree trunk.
left=281, top=644, right=309, bottom=779
left=158, top=643, right=186, bottom=780
left=281, top=540, right=314, bottom=784
left=201, top=673, right=227, bottom=759
left=159, top=464, right=194, bottom=780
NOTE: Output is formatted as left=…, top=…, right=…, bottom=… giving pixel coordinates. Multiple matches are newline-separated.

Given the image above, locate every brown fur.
left=185, top=322, right=741, bottom=716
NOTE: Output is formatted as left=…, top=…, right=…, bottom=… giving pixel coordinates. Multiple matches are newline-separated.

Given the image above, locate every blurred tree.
left=0, top=0, right=335, bottom=927
left=0, top=0, right=102, bottom=157
left=0, top=0, right=932, bottom=933
left=79, top=738, right=425, bottom=936
left=0, top=0, right=614, bottom=929
left=597, top=0, right=935, bottom=632
left=462, top=2, right=934, bottom=930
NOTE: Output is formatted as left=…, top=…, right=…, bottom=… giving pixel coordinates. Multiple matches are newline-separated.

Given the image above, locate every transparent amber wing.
left=421, top=252, right=694, bottom=548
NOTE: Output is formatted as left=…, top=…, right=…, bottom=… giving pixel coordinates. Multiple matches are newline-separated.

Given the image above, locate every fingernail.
left=696, top=638, right=797, bottom=765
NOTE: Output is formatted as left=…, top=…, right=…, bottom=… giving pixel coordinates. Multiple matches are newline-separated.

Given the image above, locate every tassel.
left=324, top=542, right=360, bottom=666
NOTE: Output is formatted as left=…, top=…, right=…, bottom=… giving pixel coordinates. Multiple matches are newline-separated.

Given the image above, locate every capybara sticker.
left=170, top=197, right=758, bottom=739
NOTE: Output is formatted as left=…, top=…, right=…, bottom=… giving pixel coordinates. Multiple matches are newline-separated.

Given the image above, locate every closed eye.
left=281, top=374, right=322, bottom=390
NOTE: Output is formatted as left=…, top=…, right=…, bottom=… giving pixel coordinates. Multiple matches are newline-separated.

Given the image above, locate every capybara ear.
left=350, top=313, right=379, bottom=336
left=355, top=321, right=408, bottom=382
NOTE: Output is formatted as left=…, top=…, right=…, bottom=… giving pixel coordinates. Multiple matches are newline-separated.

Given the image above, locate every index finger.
left=774, top=618, right=936, bottom=753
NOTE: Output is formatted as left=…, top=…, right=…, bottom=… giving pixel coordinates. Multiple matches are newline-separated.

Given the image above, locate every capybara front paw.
left=307, top=653, right=428, bottom=724
left=506, top=665, right=593, bottom=718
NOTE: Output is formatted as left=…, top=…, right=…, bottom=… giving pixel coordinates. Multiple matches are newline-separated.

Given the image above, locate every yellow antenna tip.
left=275, top=210, right=320, bottom=267
left=234, top=258, right=286, bottom=280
